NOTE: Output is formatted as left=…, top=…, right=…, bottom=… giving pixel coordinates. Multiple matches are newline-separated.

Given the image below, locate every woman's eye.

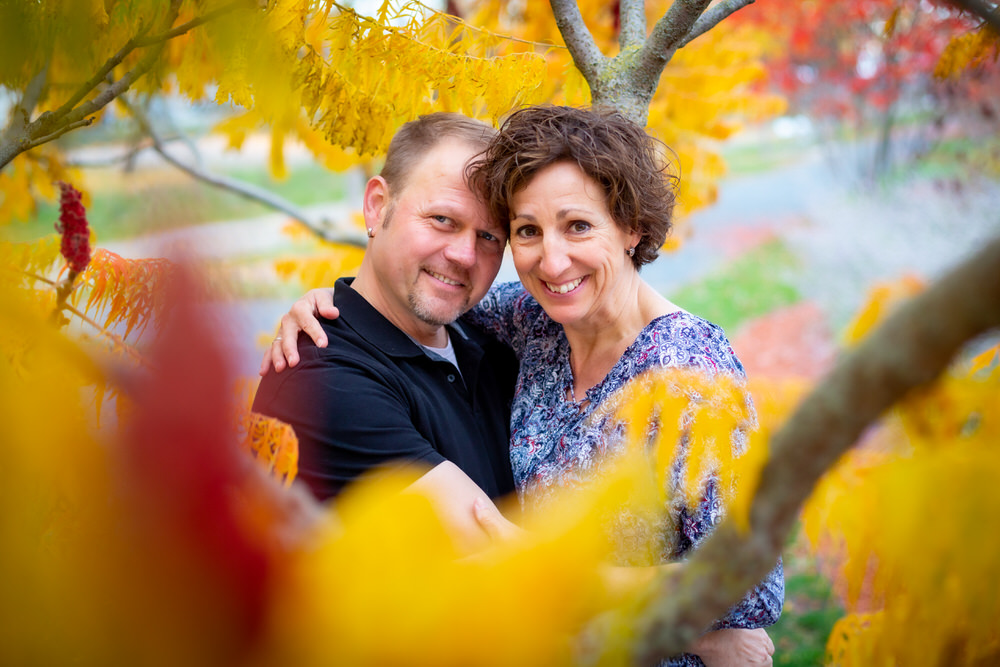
left=515, top=226, right=537, bottom=238
left=571, top=221, right=592, bottom=233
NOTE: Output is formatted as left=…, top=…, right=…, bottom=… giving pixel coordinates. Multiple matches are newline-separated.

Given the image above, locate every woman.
left=267, top=106, right=782, bottom=665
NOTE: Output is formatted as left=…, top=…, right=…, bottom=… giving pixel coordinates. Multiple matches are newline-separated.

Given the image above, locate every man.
left=253, top=113, right=517, bottom=554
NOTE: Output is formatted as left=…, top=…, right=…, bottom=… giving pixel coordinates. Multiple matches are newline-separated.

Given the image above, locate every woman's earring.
left=367, top=227, right=375, bottom=238
left=626, top=246, right=636, bottom=257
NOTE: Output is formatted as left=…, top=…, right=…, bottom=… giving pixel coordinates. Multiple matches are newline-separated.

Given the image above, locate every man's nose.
left=443, top=231, right=477, bottom=267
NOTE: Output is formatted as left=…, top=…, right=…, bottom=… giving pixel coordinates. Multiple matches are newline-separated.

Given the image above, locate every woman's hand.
left=259, top=288, right=338, bottom=376
left=689, top=628, right=775, bottom=667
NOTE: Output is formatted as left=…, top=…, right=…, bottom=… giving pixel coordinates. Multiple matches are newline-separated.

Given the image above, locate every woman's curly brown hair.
left=469, top=105, right=678, bottom=269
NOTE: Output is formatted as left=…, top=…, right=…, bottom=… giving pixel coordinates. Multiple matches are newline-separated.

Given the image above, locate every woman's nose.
left=538, top=236, right=571, bottom=277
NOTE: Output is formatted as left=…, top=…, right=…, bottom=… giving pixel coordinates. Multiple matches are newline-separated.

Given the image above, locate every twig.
left=24, top=270, right=147, bottom=365
left=948, top=0, right=1000, bottom=32
left=679, top=0, right=757, bottom=48
left=22, top=118, right=94, bottom=151
left=640, top=0, right=712, bottom=72
left=121, top=96, right=366, bottom=248
left=43, top=23, right=155, bottom=127
left=135, top=0, right=250, bottom=47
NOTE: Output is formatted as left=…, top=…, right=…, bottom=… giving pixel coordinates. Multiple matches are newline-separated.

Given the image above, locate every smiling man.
left=252, top=114, right=517, bottom=554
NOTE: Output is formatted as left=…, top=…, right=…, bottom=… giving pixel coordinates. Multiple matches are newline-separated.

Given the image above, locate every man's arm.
left=260, top=287, right=337, bottom=375
left=254, top=349, right=515, bottom=554
left=407, top=461, right=520, bottom=556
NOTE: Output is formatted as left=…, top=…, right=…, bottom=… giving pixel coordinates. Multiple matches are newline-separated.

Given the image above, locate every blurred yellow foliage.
left=600, top=367, right=766, bottom=535
left=274, top=242, right=366, bottom=289
left=802, top=281, right=1000, bottom=666
left=841, top=274, right=925, bottom=345
left=935, top=25, right=1000, bottom=80
left=1, top=249, right=785, bottom=665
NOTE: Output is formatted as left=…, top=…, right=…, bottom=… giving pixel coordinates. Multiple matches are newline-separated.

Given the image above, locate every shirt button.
left=447, top=374, right=456, bottom=382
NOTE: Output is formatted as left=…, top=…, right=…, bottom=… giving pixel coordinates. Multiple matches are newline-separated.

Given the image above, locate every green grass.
left=3, top=161, right=349, bottom=243
left=770, top=572, right=845, bottom=666
left=667, top=239, right=802, bottom=335
left=720, top=135, right=816, bottom=176
left=905, top=133, right=1000, bottom=181
left=766, top=522, right=846, bottom=667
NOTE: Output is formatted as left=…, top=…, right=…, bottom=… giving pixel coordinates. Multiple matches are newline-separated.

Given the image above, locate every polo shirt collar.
left=334, top=278, right=475, bottom=359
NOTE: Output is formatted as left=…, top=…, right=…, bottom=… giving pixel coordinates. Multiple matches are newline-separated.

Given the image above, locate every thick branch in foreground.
left=122, top=98, right=365, bottom=248
left=632, top=234, right=1000, bottom=662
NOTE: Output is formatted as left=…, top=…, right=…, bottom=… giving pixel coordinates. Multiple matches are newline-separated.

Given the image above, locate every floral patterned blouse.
left=467, top=282, right=784, bottom=666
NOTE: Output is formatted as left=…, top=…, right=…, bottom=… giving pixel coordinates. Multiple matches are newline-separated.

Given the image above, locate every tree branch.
left=121, top=97, right=366, bottom=248
left=1, top=1, right=251, bottom=171
left=617, top=0, right=647, bottom=50
left=20, top=65, right=50, bottom=122
left=23, top=118, right=95, bottom=151
left=632, top=234, right=1000, bottom=662
left=548, top=0, right=607, bottom=82
left=25, top=270, right=147, bottom=365
left=42, top=24, right=154, bottom=128
left=679, top=0, right=757, bottom=48
left=948, top=0, right=1000, bottom=32
left=134, top=0, right=249, bottom=48
left=638, top=0, right=712, bottom=74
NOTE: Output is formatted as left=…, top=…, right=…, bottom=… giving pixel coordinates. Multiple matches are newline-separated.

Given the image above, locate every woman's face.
left=509, top=161, right=640, bottom=331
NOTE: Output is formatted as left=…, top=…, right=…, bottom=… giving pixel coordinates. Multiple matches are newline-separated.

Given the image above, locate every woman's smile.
left=543, top=276, right=585, bottom=294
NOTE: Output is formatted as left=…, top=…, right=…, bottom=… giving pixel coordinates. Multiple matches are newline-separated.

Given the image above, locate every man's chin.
left=409, top=295, right=469, bottom=327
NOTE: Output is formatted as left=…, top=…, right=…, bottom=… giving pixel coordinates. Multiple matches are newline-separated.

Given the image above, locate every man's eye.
left=479, top=231, right=499, bottom=242
left=433, top=215, right=449, bottom=224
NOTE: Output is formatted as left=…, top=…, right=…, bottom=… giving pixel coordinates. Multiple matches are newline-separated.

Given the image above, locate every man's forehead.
left=397, top=139, right=481, bottom=195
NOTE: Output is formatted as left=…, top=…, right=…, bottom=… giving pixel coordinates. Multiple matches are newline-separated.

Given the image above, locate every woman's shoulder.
left=638, top=310, right=745, bottom=375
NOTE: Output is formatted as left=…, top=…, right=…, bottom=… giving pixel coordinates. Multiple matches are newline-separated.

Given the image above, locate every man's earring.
left=367, top=227, right=375, bottom=238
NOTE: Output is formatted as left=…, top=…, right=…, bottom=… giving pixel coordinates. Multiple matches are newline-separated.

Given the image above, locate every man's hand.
left=259, top=288, right=338, bottom=376
left=473, top=497, right=526, bottom=543
left=689, top=628, right=775, bottom=667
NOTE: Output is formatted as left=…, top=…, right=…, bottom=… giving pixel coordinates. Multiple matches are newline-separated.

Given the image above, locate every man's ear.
left=363, top=175, right=390, bottom=233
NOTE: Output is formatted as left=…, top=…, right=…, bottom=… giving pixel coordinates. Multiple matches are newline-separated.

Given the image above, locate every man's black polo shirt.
left=253, top=278, right=517, bottom=501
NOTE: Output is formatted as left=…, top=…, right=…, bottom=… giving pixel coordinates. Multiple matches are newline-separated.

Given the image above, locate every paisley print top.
left=468, top=282, right=783, bottom=665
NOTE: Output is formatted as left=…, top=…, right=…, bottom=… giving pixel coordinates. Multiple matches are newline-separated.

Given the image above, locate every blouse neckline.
left=557, top=311, right=684, bottom=411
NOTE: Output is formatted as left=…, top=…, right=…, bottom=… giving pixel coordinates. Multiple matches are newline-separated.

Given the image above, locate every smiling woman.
left=464, top=105, right=784, bottom=666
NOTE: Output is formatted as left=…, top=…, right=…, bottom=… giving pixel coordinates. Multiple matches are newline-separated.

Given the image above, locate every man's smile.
left=426, top=269, right=465, bottom=287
